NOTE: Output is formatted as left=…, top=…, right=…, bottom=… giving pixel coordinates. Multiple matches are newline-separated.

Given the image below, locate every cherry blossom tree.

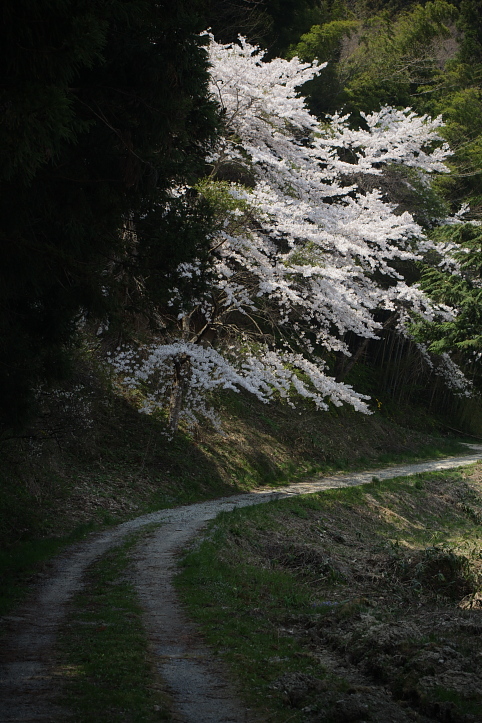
left=110, top=37, right=460, bottom=432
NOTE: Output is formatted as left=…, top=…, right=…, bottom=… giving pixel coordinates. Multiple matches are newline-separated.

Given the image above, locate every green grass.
left=432, top=686, right=482, bottom=718
left=176, top=523, right=321, bottom=722
left=57, top=527, right=171, bottom=722
left=175, top=465, right=482, bottom=721
left=0, top=378, right=469, bottom=619
left=0, top=521, right=97, bottom=616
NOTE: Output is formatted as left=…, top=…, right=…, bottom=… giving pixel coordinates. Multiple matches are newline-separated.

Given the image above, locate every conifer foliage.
left=0, top=0, right=218, bottom=427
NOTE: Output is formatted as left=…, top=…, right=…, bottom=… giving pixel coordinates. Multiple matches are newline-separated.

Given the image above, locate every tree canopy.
left=111, top=38, right=466, bottom=431
left=2, top=0, right=481, bottom=434
left=0, top=0, right=219, bottom=426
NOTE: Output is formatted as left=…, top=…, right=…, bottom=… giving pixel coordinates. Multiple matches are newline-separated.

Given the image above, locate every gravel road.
left=1, top=446, right=481, bottom=722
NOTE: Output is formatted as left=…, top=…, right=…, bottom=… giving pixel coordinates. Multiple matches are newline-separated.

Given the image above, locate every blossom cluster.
left=109, top=37, right=467, bottom=429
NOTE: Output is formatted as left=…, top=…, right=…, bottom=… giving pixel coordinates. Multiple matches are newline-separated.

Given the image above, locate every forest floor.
left=1, top=447, right=481, bottom=722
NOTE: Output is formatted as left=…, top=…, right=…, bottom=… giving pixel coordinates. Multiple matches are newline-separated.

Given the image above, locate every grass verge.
left=0, top=521, right=99, bottom=617
left=176, top=463, right=482, bottom=722
left=57, top=526, right=172, bottom=722
left=0, top=381, right=468, bottom=618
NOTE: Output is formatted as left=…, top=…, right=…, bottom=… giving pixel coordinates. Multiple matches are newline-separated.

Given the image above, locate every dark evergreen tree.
left=204, top=0, right=329, bottom=56
left=415, top=224, right=482, bottom=364
left=0, top=0, right=219, bottom=427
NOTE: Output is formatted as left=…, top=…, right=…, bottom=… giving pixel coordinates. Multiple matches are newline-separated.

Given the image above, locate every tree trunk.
left=335, top=314, right=399, bottom=383
left=335, top=337, right=370, bottom=382
left=168, top=353, right=191, bottom=432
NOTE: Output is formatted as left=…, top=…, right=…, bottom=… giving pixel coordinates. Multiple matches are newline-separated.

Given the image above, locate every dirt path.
left=132, top=522, right=255, bottom=722
left=1, top=446, right=481, bottom=722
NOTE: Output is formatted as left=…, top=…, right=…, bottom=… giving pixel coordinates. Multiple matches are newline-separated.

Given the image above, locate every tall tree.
left=291, top=0, right=458, bottom=118
left=414, top=223, right=482, bottom=363
left=204, top=0, right=330, bottom=55
left=111, top=39, right=464, bottom=432
left=0, top=0, right=219, bottom=427
left=291, top=1, right=482, bottom=219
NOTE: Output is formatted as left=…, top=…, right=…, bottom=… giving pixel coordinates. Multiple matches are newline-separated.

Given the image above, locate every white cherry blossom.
left=111, top=38, right=467, bottom=430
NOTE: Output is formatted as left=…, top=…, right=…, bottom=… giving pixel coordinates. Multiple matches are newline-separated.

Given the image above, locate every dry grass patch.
left=177, top=464, right=482, bottom=722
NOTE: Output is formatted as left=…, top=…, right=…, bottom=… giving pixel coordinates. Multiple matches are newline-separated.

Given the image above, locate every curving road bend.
left=1, top=445, right=481, bottom=722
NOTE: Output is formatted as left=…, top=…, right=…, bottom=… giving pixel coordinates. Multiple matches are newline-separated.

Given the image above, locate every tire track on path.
left=1, top=446, right=481, bottom=722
